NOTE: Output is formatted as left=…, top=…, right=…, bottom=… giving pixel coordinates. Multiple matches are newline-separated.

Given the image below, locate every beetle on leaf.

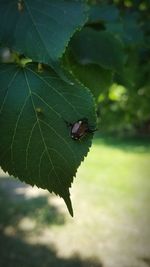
left=65, top=118, right=97, bottom=140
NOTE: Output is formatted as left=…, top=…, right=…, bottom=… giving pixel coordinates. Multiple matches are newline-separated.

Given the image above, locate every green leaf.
left=71, top=64, right=113, bottom=100
left=115, top=48, right=146, bottom=90
left=105, top=21, right=125, bottom=41
left=106, top=14, right=144, bottom=46
left=122, top=13, right=144, bottom=45
left=89, top=4, right=119, bottom=23
left=64, top=52, right=113, bottom=100
left=0, top=0, right=87, bottom=74
left=70, top=27, right=125, bottom=73
left=0, top=63, right=96, bottom=216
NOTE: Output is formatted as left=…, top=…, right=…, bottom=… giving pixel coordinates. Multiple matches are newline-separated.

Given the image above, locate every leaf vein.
left=0, top=69, right=19, bottom=114
left=39, top=119, right=77, bottom=166
left=27, top=67, right=82, bottom=117
left=11, top=95, right=30, bottom=165
left=25, top=121, right=38, bottom=169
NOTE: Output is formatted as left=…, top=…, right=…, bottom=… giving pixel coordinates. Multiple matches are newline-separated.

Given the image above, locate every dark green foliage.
left=70, top=27, right=125, bottom=73
left=64, top=0, right=150, bottom=136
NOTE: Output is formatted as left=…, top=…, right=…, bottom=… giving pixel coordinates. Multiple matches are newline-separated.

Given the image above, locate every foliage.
left=0, top=0, right=149, bottom=215
left=66, top=0, right=150, bottom=135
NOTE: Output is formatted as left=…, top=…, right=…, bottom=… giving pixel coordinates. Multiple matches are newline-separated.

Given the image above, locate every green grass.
left=0, top=137, right=150, bottom=267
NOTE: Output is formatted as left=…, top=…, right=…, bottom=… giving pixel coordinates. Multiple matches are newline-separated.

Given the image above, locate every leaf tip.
left=63, top=194, right=74, bottom=217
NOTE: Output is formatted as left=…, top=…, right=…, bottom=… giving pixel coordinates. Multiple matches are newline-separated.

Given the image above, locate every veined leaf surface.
left=0, top=63, right=96, bottom=216
left=0, top=0, right=87, bottom=74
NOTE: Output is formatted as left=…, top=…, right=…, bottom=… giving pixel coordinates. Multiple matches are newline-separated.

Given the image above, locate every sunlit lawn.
left=0, top=137, right=150, bottom=267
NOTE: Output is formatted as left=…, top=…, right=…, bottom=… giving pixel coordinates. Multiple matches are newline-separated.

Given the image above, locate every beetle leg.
left=88, top=128, right=98, bottom=133
left=64, top=119, right=73, bottom=127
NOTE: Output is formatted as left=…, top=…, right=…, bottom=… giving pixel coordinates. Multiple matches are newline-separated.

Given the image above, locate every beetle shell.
left=71, top=120, right=89, bottom=140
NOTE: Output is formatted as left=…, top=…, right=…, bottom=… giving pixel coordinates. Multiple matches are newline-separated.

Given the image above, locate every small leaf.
left=0, top=0, right=87, bottom=74
left=70, top=27, right=125, bottom=73
left=0, top=63, right=96, bottom=216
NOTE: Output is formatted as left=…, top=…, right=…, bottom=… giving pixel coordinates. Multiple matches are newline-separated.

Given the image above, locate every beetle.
left=66, top=118, right=96, bottom=140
